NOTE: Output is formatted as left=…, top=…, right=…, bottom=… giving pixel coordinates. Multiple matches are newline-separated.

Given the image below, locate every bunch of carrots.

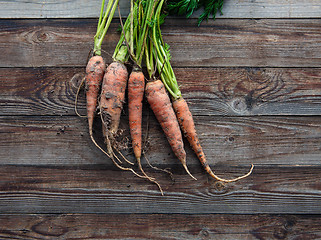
left=76, top=0, right=253, bottom=194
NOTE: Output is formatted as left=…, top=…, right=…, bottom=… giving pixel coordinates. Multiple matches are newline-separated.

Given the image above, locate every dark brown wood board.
left=0, top=0, right=321, bottom=238
left=0, top=214, right=320, bottom=239
left=0, top=19, right=320, bottom=68
left=1, top=115, right=320, bottom=166
left=0, top=165, right=321, bottom=214
left=1, top=67, right=320, bottom=116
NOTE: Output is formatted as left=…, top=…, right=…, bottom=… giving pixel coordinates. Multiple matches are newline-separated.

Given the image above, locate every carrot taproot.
left=145, top=80, right=196, bottom=180
left=85, top=55, right=106, bottom=137
left=128, top=68, right=145, bottom=162
left=76, top=0, right=116, bottom=141
left=128, top=68, right=160, bottom=186
left=100, top=61, right=128, bottom=136
left=173, top=97, right=254, bottom=182
left=126, top=0, right=154, bottom=171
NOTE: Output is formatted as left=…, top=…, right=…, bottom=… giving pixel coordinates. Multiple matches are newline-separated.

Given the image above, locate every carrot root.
left=128, top=69, right=145, bottom=161
left=89, top=131, right=146, bottom=179
left=173, top=97, right=253, bottom=183
left=137, top=157, right=164, bottom=196
left=207, top=164, right=254, bottom=183
left=143, top=153, right=174, bottom=181
left=100, top=61, right=128, bottom=135
left=145, top=80, right=196, bottom=180
left=85, top=55, right=106, bottom=135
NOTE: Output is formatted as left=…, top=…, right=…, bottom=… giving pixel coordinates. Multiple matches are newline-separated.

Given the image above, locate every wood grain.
left=0, top=214, right=320, bottom=239
left=0, top=0, right=320, bottom=231
left=0, top=165, right=320, bottom=214
left=1, top=0, right=320, bottom=19
left=0, top=19, right=320, bottom=68
left=1, top=67, right=320, bottom=116
left=0, top=115, right=320, bottom=166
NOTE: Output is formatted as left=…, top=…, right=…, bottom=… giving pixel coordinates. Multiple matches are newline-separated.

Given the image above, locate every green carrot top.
left=148, top=0, right=182, bottom=100
left=94, top=0, right=120, bottom=56
left=113, top=0, right=159, bottom=67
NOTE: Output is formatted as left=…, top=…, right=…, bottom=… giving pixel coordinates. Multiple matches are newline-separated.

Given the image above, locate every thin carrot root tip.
left=137, top=158, right=155, bottom=181
left=90, top=129, right=156, bottom=182
left=143, top=154, right=174, bottom=181
left=183, top=164, right=197, bottom=180
left=115, top=148, right=134, bottom=165
left=137, top=157, right=163, bottom=195
left=212, top=164, right=254, bottom=183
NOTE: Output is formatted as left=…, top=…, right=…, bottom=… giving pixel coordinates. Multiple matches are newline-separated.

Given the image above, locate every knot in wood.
left=34, top=30, right=50, bottom=43
left=200, top=228, right=210, bottom=238
left=273, top=227, right=288, bottom=239
left=230, top=97, right=249, bottom=114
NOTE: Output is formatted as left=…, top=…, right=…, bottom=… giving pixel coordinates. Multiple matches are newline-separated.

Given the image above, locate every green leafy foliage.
left=197, top=0, right=224, bottom=25
left=166, top=0, right=224, bottom=25
left=167, top=0, right=199, bottom=18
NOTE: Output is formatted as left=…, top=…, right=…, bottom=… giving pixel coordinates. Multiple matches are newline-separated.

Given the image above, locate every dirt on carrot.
left=100, top=61, right=128, bottom=135
left=173, top=97, right=254, bottom=182
left=145, top=80, right=196, bottom=180
left=128, top=68, right=145, bottom=161
left=85, top=56, right=106, bottom=136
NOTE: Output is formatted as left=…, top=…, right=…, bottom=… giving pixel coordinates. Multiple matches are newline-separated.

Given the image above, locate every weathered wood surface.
left=1, top=115, right=320, bottom=166
left=1, top=18, right=320, bottom=68
left=0, top=165, right=320, bottom=214
left=0, top=214, right=320, bottom=239
left=0, top=0, right=320, bottom=19
left=1, top=67, right=320, bottom=116
left=1, top=0, right=321, bottom=235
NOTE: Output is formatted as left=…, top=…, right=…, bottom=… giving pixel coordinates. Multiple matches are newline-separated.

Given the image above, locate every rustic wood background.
left=0, top=0, right=321, bottom=239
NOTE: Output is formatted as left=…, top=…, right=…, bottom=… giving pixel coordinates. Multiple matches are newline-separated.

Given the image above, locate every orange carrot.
left=145, top=80, right=196, bottom=180
left=128, top=68, right=145, bottom=162
left=128, top=69, right=165, bottom=194
left=85, top=55, right=106, bottom=137
left=98, top=60, right=154, bottom=180
left=100, top=61, right=128, bottom=136
left=173, top=97, right=254, bottom=182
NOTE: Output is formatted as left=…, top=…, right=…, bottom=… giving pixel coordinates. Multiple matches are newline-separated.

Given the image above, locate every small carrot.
left=145, top=80, right=196, bottom=180
left=173, top=97, right=254, bottom=182
left=126, top=0, right=156, bottom=174
left=128, top=68, right=145, bottom=163
left=76, top=0, right=117, bottom=143
left=85, top=55, right=106, bottom=138
left=100, top=61, right=128, bottom=136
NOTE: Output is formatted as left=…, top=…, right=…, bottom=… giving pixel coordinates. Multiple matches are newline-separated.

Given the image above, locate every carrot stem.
left=94, top=0, right=119, bottom=56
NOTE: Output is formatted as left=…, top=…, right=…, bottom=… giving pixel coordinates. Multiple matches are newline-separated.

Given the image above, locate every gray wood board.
left=0, top=0, right=320, bottom=19
left=0, top=67, right=320, bottom=116
left=0, top=214, right=320, bottom=239
left=0, top=115, right=320, bottom=166
left=0, top=165, right=321, bottom=214
left=0, top=19, right=320, bottom=68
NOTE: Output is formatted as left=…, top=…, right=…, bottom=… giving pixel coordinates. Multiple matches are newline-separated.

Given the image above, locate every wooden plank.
left=0, top=0, right=320, bottom=19
left=0, top=18, right=320, bottom=68
left=0, top=67, right=320, bottom=116
left=0, top=115, right=320, bottom=166
left=0, top=165, right=320, bottom=214
left=0, top=214, right=320, bottom=239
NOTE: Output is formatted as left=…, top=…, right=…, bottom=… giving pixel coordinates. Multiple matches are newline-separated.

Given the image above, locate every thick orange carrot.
left=100, top=61, right=128, bottom=136
left=128, top=69, right=145, bottom=161
left=173, top=97, right=254, bottom=182
left=145, top=80, right=196, bottom=180
left=85, top=55, right=106, bottom=136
